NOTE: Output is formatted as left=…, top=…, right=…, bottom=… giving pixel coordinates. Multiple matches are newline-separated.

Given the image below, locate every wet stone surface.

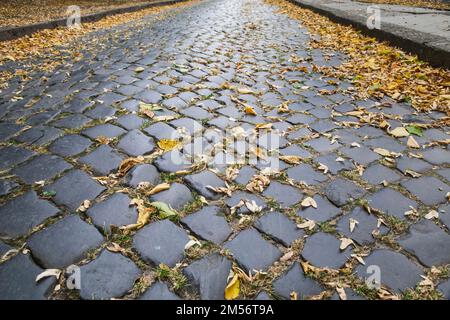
left=0, top=0, right=448, bottom=300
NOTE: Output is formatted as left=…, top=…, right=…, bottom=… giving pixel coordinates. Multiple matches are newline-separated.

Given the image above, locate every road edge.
left=287, top=0, right=450, bottom=69
left=0, top=0, right=189, bottom=42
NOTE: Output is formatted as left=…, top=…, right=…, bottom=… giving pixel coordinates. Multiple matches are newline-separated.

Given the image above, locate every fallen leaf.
left=245, top=200, right=262, bottom=213
left=425, top=210, right=439, bottom=220
left=297, top=219, right=316, bottom=230
left=290, top=291, right=298, bottom=300
left=301, top=197, right=317, bottom=208
left=36, top=269, right=61, bottom=283
left=351, top=142, right=361, bottom=148
left=151, top=201, right=178, bottom=219
left=134, top=66, right=145, bottom=73
left=280, top=251, right=294, bottom=262
left=336, top=286, right=347, bottom=300
left=349, top=218, right=359, bottom=232
left=96, top=135, right=111, bottom=145
left=339, top=237, right=354, bottom=250
left=255, top=123, right=273, bottom=130
left=157, top=139, right=180, bottom=151
left=389, top=127, right=410, bottom=138
left=225, top=274, right=240, bottom=300
left=407, top=136, right=420, bottom=149
left=405, top=169, right=422, bottom=178
left=76, top=199, right=91, bottom=213
left=278, top=103, right=289, bottom=113
left=279, top=155, right=302, bottom=165
left=118, top=157, right=144, bottom=176
left=351, top=254, right=365, bottom=265
left=184, top=238, right=201, bottom=250
left=225, top=167, right=239, bottom=181
left=246, top=174, right=270, bottom=193
left=244, top=105, right=257, bottom=116
left=406, top=125, right=423, bottom=137
left=317, top=163, right=329, bottom=174
left=147, top=183, right=171, bottom=195
left=107, top=242, right=125, bottom=253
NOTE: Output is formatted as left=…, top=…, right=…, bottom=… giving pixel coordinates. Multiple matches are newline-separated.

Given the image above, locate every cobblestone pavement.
left=0, top=0, right=449, bottom=300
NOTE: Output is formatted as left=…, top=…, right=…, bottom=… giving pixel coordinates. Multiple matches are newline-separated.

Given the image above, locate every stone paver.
left=398, top=220, right=450, bottom=267
left=0, top=191, right=59, bottom=238
left=0, top=0, right=449, bottom=300
left=133, top=219, right=189, bottom=267
left=79, top=250, right=141, bottom=300
left=181, top=206, right=232, bottom=244
left=225, top=228, right=282, bottom=273
left=183, top=253, right=232, bottom=300
left=0, top=254, right=56, bottom=300
left=139, top=281, right=180, bottom=300
left=355, top=249, right=422, bottom=293
left=273, top=262, right=324, bottom=300
left=27, top=215, right=104, bottom=268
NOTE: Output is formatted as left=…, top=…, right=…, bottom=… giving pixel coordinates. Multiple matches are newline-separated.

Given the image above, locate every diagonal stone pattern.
left=0, top=0, right=448, bottom=300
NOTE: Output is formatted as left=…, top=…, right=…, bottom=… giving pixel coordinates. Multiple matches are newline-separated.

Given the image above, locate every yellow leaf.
left=118, top=157, right=144, bottom=176
left=147, top=183, right=171, bottom=195
left=244, top=105, right=257, bottom=116
left=134, top=66, right=145, bottom=73
left=301, top=196, right=317, bottom=208
left=225, top=274, right=240, bottom=300
left=157, top=139, right=180, bottom=151
left=255, top=123, right=273, bottom=130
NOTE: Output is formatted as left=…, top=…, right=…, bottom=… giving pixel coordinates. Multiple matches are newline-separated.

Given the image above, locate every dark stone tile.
left=87, top=193, right=138, bottom=233
left=12, top=154, right=72, bottom=184
left=225, top=228, right=282, bottom=273
left=139, top=281, right=180, bottom=300
left=297, top=195, right=340, bottom=222
left=85, top=105, right=116, bottom=120
left=0, top=178, right=19, bottom=197
left=324, top=178, right=366, bottom=207
left=181, top=206, right=231, bottom=244
left=234, top=166, right=256, bottom=185
left=362, top=164, right=401, bottom=185
left=272, top=262, right=323, bottom=300
left=183, top=253, right=232, bottom=300
left=314, top=153, right=354, bottom=175
left=28, top=215, right=104, bottom=268
left=52, top=114, right=92, bottom=129
left=82, top=124, right=126, bottom=139
left=355, top=249, right=422, bottom=293
left=301, top=233, right=350, bottom=269
left=422, top=148, right=450, bottom=165
left=287, top=128, right=312, bottom=140
left=439, top=204, right=450, bottom=228
left=279, top=145, right=311, bottom=158
left=398, top=220, right=450, bottom=267
left=224, top=191, right=267, bottom=215
left=0, top=122, right=24, bottom=141
left=79, top=145, right=124, bottom=176
left=117, top=129, right=155, bottom=156
left=149, top=182, right=193, bottom=211
left=286, top=164, right=328, bottom=185
left=336, top=207, right=389, bottom=245
left=44, top=170, right=106, bottom=211
left=49, top=134, right=92, bottom=157
left=340, top=146, right=380, bottom=166
left=184, top=171, right=225, bottom=200
left=0, top=254, right=55, bottom=299
left=367, top=188, right=417, bottom=219
left=366, top=137, right=406, bottom=153
left=79, top=250, right=141, bottom=299
left=154, top=150, right=190, bottom=173
left=309, top=120, right=338, bottom=133
left=0, top=146, right=35, bottom=170
left=116, top=114, right=146, bottom=130
left=438, top=279, right=450, bottom=300
left=133, top=219, right=189, bottom=267
left=144, top=122, right=181, bottom=140
left=254, top=291, right=272, bottom=300
left=286, top=113, right=315, bottom=125
left=437, top=168, right=450, bottom=182
left=15, top=126, right=63, bottom=146
left=401, top=176, right=449, bottom=206
left=254, top=212, right=304, bottom=246
left=0, top=191, right=59, bottom=238
left=124, top=163, right=160, bottom=187
left=396, top=157, right=432, bottom=175
left=262, top=181, right=303, bottom=207
left=170, top=118, right=203, bottom=135
left=304, top=137, right=340, bottom=153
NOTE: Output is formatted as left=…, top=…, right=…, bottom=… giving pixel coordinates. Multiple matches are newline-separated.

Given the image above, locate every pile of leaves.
left=0, top=0, right=155, bottom=28
left=0, top=0, right=196, bottom=86
left=355, top=0, right=450, bottom=10
left=266, top=0, right=450, bottom=118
